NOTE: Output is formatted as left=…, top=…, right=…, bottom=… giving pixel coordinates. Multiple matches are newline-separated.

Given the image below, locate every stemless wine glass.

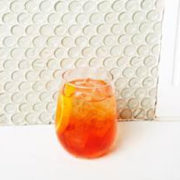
left=55, top=67, right=117, bottom=158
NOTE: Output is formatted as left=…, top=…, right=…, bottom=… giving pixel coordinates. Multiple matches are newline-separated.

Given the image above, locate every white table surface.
left=0, top=121, right=180, bottom=180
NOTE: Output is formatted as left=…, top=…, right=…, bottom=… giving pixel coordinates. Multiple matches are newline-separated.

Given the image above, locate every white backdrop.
left=0, top=0, right=164, bottom=125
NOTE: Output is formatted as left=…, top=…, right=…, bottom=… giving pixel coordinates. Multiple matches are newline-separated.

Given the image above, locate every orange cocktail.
left=55, top=68, right=117, bottom=158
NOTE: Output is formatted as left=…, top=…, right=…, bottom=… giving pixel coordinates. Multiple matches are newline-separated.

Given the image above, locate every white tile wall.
left=0, top=0, right=164, bottom=125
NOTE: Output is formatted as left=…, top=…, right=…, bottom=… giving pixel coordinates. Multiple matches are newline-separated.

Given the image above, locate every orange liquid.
left=55, top=79, right=117, bottom=158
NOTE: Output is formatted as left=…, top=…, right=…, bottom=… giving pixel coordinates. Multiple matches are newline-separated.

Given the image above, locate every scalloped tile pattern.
left=0, top=0, right=164, bottom=125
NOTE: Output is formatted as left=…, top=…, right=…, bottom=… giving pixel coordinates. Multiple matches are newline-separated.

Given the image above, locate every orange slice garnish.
left=56, top=84, right=75, bottom=133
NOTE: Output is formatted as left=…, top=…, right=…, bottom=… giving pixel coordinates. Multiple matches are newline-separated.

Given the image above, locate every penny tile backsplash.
left=0, top=0, right=164, bottom=125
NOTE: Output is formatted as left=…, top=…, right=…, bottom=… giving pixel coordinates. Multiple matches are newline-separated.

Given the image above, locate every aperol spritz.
left=55, top=68, right=117, bottom=158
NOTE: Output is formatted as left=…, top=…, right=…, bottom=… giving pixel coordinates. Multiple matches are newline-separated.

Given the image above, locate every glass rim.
left=62, top=67, right=113, bottom=89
